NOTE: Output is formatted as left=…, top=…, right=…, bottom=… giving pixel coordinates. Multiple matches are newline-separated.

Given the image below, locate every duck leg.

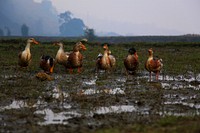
left=49, top=66, right=54, bottom=74
left=78, top=67, right=82, bottom=73
left=149, top=72, right=152, bottom=81
left=156, top=71, right=159, bottom=80
left=69, top=68, right=73, bottom=74
left=125, top=69, right=129, bottom=76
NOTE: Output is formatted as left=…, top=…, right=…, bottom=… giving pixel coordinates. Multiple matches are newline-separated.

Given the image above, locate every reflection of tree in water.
left=59, top=11, right=86, bottom=36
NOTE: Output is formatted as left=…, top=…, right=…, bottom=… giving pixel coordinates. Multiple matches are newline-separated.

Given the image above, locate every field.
left=0, top=37, right=200, bottom=132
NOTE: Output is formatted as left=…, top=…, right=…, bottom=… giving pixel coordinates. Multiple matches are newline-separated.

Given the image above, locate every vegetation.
left=0, top=37, right=200, bottom=133
left=1, top=37, right=200, bottom=78
left=94, top=116, right=200, bottom=133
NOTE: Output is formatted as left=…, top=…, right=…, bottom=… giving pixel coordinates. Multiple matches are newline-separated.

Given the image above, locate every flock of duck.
left=18, top=38, right=163, bottom=81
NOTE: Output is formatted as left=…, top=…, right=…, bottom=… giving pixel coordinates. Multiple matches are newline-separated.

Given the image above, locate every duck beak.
left=82, top=45, right=87, bottom=50
left=103, top=45, right=107, bottom=50
left=50, top=66, right=54, bottom=73
left=134, top=52, right=138, bottom=59
left=33, top=40, right=39, bottom=45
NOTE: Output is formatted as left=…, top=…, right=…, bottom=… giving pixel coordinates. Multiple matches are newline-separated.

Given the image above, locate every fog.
left=0, top=0, right=86, bottom=36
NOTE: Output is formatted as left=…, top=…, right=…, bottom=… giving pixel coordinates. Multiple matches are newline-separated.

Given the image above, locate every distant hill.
left=95, top=35, right=200, bottom=43
left=1, top=35, right=200, bottom=44
left=96, top=32, right=121, bottom=37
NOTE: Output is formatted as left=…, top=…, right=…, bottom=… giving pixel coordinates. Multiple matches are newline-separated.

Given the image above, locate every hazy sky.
left=34, top=0, right=200, bottom=35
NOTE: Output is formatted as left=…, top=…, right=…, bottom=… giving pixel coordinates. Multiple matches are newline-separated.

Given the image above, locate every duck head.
left=53, top=42, right=64, bottom=47
left=148, top=48, right=153, bottom=56
left=129, top=48, right=138, bottom=59
left=27, top=38, right=39, bottom=45
left=80, top=38, right=88, bottom=45
left=128, top=48, right=136, bottom=55
left=103, top=44, right=109, bottom=50
left=74, top=42, right=87, bottom=51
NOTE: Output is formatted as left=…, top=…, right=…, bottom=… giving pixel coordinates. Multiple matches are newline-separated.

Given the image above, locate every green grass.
left=1, top=38, right=200, bottom=132
left=94, top=116, right=200, bottom=133
left=1, top=39, right=200, bottom=75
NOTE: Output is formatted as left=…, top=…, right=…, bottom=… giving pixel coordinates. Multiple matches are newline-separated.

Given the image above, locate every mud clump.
left=35, top=72, right=54, bottom=81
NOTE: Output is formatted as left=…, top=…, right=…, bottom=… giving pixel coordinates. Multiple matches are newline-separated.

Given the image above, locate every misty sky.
left=34, top=0, right=200, bottom=36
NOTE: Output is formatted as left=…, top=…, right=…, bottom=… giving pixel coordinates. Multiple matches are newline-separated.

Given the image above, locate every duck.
left=108, top=50, right=116, bottom=69
left=124, top=48, right=139, bottom=75
left=145, top=48, right=163, bottom=81
left=40, top=55, right=55, bottom=74
left=53, top=42, right=71, bottom=66
left=66, top=39, right=87, bottom=73
left=18, top=38, right=39, bottom=67
left=96, top=43, right=116, bottom=72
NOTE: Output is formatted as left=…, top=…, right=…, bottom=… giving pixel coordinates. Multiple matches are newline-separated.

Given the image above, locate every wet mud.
left=1, top=67, right=200, bottom=132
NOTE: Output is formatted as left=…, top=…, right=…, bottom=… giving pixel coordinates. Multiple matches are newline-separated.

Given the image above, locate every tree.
left=84, top=28, right=96, bottom=41
left=59, top=11, right=86, bottom=36
left=5, top=26, right=11, bottom=36
left=21, top=24, right=29, bottom=36
left=59, top=11, right=72, bottom=23
left=0, top=28, right=4, bottom=36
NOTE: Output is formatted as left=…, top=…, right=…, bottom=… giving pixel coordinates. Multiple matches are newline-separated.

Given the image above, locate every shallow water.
left=0, top=71, right=200, bottom=131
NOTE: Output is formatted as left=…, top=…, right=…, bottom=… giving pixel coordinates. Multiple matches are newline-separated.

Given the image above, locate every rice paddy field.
left=0, top=37, right=200, bottom=133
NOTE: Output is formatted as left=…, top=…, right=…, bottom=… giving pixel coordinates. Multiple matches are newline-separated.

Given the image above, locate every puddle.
left=158, top=111, right=200, bottom=116
left=79, top=87, right=125, bottom=95
left=1, top=72, right=200, bottom=127
left=35, top=108, right=80, bottom=125
left=164, top=74, right=198, bottom=82
left=0, top=100, right=28, bottom=111
left=164, top=101, right=200, bottom=109
left=93, top=105, right=136, bottom=115
left=52, top=86, right=69, bottom=99
left=83, top=79, right=97, bottom=85
left=0, top=99, right=48, bottom=111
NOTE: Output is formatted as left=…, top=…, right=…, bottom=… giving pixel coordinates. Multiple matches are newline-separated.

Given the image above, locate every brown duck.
left=40, top=55, right=55, bottom=74
left=66, top=40, right=87, bottom=73
left=54, top=42, right=71, bottom=66
left=145, top=48, right=163, bottom=81
left=18, top=38, right=39, bottom=67
left=96, top=44, right=116, bottom=72
left=124, top=48, right=139, bottom=75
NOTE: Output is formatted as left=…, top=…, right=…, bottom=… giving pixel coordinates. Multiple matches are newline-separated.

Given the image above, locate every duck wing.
left=109, top=55, right=116, bottom=67
left=149, top=58, right=163, bottom=72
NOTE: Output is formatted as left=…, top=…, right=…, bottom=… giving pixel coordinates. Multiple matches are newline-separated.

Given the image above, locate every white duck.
left=96, top=44, right=116, bottom=72
left=18, top=38, right=39, bottom=67
left=53, top=42, right=71, bottom=66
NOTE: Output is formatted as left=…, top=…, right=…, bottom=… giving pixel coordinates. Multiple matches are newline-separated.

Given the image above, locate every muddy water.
left=0, top=70, right=200, bottom=132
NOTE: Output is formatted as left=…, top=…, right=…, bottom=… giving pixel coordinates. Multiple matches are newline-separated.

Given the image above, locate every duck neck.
left=148, top=53, right=153, bottom=59
left=134, top=52, right=138, bottom=60
left=103, top=49, right=109, bottom=57
left=59, top=45, right=64, bottom=52
left=102, top=49, right=110, bottom=65
left=73, top=45, right=79, bottom=52
left=25, top=42, right=31, bottom=51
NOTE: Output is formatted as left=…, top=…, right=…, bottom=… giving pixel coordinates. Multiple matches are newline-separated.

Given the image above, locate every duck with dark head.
left=124, top=48, right=139, bottom=75
left=40, top=55, right=55, bottom=74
